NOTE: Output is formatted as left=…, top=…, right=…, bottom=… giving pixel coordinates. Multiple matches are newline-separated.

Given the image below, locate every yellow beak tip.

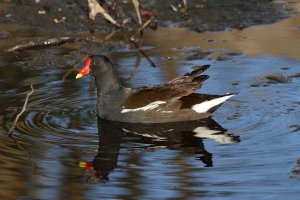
left=76, top=74, right=83, bottom=79
left=79, top=162, right=86, bottom=167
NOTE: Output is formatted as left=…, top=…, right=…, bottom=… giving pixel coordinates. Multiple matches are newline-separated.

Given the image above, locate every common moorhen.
left=76, top=55, right=235, bottom=123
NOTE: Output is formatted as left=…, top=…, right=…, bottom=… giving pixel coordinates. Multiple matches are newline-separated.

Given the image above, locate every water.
left=1, top=2, right=300, bottom=200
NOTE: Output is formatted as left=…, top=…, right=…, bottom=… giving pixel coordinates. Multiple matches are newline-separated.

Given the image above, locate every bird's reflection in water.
left=81, top=118, right=240, bottom=183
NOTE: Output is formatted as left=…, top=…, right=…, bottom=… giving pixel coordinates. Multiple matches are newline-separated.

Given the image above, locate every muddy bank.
left=0, top=0, right=292, bottom=33
left=141, top=0, right=291, bottom=32
left=0, top=0, right=293, bottom=70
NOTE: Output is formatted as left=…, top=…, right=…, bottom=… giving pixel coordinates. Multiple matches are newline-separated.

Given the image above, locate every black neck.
left=95, top=70, right=121, bottom=95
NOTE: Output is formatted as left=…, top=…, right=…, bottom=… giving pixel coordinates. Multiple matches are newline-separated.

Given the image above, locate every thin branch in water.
left=104, top=30, right=117, bottom=41
left=128, top=37, right=156, bottom=67
left=7, top=85, right=34, bottom=136
left=7, top=36, right=78, bottom=52
left=62, top=55, right=88, bottom=81
left=129, top=52, right=141, bottom=80
left=140, top=18, right=153, bottom=31
left=62, top=66, right=77, bottom=81
left=8, top=134, right=38, bottom=174
left=6, top=85, right=37, bottom=174
left=133, top=18, right=153, bottom=36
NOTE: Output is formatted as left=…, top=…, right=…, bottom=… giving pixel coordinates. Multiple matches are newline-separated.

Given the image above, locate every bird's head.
left=76, top=55, right=113, bottom=79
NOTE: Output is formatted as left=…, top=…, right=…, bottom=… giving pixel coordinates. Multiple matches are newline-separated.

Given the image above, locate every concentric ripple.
left=3, top=85, right=100, bottom=150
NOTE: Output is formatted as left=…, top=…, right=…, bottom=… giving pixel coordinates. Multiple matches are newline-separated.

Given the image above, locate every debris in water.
left=259, top=72, right=291, bottom=84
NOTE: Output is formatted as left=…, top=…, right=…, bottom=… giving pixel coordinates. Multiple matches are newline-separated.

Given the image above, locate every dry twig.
left=171, top=4, right=178, bottom=12
left=140, top=18, right=152, bottom=31
left=134, top=18, right=153, bottom=36
left=132, top=0, right=142, bottom=26
left=6, top=85, right=37, bottom=173
left=104, top=30, right=117, bottom=41
left=7, top=85, right=34, bottom=135
left=183, top=0, right=187, bottom=8
left=88, top=0, right=121, bottom=27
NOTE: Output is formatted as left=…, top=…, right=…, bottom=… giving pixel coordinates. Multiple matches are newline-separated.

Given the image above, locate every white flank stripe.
left=122, top=128, right=166, bottom=140
left=121, top=101, right=166, bottom=113
left=192, top=94, right=235, bottom=113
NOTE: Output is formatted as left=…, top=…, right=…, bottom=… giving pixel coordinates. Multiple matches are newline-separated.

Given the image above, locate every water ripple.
left=3, top=94, right=99, bottom=150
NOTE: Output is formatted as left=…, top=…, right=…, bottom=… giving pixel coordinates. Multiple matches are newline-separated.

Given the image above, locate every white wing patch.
left=192, top=94, right=235, bottom=113
left=121, top=101, right=166, bottom=113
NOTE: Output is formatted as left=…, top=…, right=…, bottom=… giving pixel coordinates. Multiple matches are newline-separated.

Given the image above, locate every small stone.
left=216, top=51, right=243, bottom=61
left=258, top=72, right=291, bottom=84
left=54, top=17, right=66, bottom=24
left=185, top=50, right=211, bottom=60
left=231, top=80, right=241, bottom=86
left=38, top=10, right=46, bottom=15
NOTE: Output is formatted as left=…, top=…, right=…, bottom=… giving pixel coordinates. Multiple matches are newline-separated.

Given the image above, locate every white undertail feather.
left=193, top=127, right=235, bottom=144
left=192, top=94, right=235, bottom=113
left=121, top=101, right=166, bottom=113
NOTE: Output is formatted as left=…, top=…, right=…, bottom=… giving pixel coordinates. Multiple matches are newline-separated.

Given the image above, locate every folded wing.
left=123, top=65, right=210, bottom=109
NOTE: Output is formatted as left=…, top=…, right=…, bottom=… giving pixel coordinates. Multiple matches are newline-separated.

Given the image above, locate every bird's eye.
left=94, top=60, right=100, bottom=65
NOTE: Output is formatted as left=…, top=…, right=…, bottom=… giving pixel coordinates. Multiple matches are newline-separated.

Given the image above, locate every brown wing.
left=167, top=65, right=210, bottom=85
left=123, top=65, right=210, bottom=109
